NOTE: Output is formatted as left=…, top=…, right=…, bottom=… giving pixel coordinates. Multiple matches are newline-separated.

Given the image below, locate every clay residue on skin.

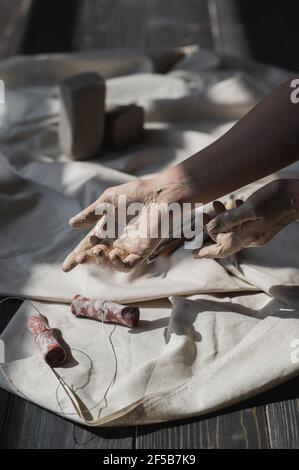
left=144, top=188, right=162, bottom=207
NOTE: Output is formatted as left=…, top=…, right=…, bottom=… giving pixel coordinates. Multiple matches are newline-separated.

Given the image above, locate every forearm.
left=150, top=78, right=299, bottom=204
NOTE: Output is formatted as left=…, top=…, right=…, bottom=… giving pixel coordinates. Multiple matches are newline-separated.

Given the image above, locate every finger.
left=89, top=216, right=110, bottom=245
left=225, top=198, right=235, bottom=210
left=108, top=248, right=133, bottom=273
left=202, top=212, right=211, bottom=228
left=90, top=234, right=101, bottom=246
left=213, top=200, right=226, bottom=215
left=193, top=242, right=226, bottom=259
left=194, top=225, right=255, bottom=259
left=124, top=253, right=142, bottom=269
left=76, top=245, right=112, bottom=267
left=109, top=248, right=141, bottom=272
left=75, top=250, right=97, bottom=265
left=202, top=212, right=219, bottom=242
left=206, top=203, right=256, bottom=235
left=70, top=199, right=113, bottom=229
left=194, top=239, right=237, bottom=259
left=62, top=228, right=96, bottom=272
left=63, top=252, right=80, bottom=273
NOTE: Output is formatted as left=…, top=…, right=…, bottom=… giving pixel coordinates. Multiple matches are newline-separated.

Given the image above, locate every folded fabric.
left=1, top=293, right=298, bottom=426
left=0, top=49, right=298, bottom=425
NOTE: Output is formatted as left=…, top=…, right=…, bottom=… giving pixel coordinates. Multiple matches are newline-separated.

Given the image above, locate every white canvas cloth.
left=0, top=48, right=299, bottom=426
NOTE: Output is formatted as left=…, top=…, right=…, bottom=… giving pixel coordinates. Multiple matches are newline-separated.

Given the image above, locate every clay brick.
left=104, top=105, right=144, bottom=151
left=59, top=72, right=106, bottom=160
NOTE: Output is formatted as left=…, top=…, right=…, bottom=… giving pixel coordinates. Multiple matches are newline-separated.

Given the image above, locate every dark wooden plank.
left=0, top=0, right=32, bottom=58
left=136, top=374, right=299, bottom=449
left=0, top=298, right=22, bottom=447
left=0, top=395, right=133, bottom=449
left=214, top=407, right=269, bottom=449
left=266, top=400, right=299, bottom=449
left=0, top=389, right=10, bottom=441
left=136, top=406, right=269, bottom=449
left=74, top=0, right=213, bottom=52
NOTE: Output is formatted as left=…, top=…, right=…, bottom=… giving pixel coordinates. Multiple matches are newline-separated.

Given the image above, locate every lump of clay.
left=59, top=72, right=106, bottom=160
left=104, top=104, right=144, bottom=151
left=71, top=295, right=140, bottom=328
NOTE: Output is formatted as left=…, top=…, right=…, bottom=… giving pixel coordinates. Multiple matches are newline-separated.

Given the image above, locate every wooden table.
left=0, top=0, right=298, bottom=449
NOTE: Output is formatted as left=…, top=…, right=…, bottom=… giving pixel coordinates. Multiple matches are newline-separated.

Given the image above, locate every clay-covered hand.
left=62, top=179, right=182, bottom=273
left=193, top=179, right=299, bottom=259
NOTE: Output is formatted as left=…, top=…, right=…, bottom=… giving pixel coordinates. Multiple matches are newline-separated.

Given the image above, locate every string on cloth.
left=0, top=296, right=119, bottom=422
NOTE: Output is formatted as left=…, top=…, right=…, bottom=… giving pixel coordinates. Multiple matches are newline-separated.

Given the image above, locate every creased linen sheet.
left=1, top=294, right=299, bottom=426
left=0, top=48, right=299, bottom=426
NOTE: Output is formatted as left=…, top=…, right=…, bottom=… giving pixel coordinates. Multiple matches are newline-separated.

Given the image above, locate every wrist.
left=145, top=169, right=200, bottom=205
left=144, top=177, right=194, bottom=205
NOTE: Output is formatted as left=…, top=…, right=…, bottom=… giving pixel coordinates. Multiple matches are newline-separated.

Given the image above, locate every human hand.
left=62, top=178, right=185, bottom=272
left=193, top=180, right=299, bottom=259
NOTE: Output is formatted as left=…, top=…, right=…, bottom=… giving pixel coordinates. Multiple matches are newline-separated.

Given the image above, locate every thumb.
left=70, top=191, right=113, bottom=228
left=206, top=202, right=256, bottom=235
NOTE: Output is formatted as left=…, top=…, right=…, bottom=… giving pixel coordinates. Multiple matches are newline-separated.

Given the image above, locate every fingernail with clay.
left=75, top=253, right=86, bottom=264
left=90, top=234, right=101, bottom=246
left=69, top=216, right=77, bottom=226
left=206, top=219, right=220, bottom=233
left=62, top=254, right=77, bottom=272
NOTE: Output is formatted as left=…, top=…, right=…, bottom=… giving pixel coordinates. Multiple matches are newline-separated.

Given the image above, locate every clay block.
left=149, top=50, right=185, bottom=74
left=59, top=72, right=106, bottom=160
left=104, top=105, right=144, bottom=151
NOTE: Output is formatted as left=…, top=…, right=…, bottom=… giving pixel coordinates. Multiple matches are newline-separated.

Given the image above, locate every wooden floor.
left=0, top=0, right=299, bottom=449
